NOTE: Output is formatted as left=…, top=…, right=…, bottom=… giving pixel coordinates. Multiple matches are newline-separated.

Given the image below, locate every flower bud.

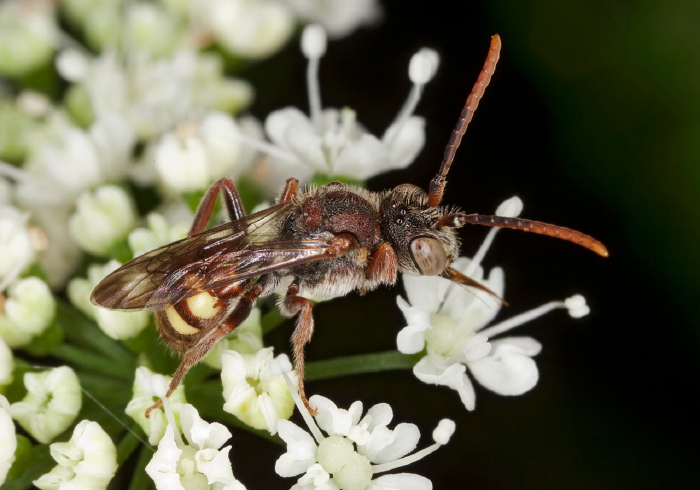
left=68, top=185, right=137, bottom=257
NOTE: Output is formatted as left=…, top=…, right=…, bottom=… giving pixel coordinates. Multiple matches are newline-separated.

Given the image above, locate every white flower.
left=0, top=394, right=16, bottom=486
left=146, top=403, right=246, bottom=490
left=128, top=212, right=190, bottom=258
left=58, top=48, right=253, bottom=140
left=285, top=0, right=382, bottom=39
left=276, top=389, right=453, bottom=489
left=33, top=419, right=117, bottom=490
left=0, top=277, right=56, bottom=348
left=221, top=346, right=295, bottom=434
left=10, top=366, right=82, bottom=444
left=244, top=25, right=436, bottom=195
left=0, top=0, right=58, bottom=77
left=0, top=337, right=12, bottom=387
left=68, top=185, right=138, bottom=256
left=17, top=114, right=136, bottom=208
left=0, top=204, right=45, bottom=292
left=396, top=197, right=591, bottom=410
left=125, top=367, right=187, bottom=446
left=199, top=0, right=295, bottom=60
left=203, top=307, right=264, bottom=369
left=150, top=113, right=247, bottom=195
left=68, top=260, right=150, bottom=340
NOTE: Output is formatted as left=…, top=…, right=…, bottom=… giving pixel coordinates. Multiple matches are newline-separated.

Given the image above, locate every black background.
left=236, top=0, right=699, bottom=488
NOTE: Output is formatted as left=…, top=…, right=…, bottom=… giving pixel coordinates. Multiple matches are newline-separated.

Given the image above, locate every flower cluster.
left=397, top=197, right=591, bottom=410
left=0, top=2, right=599, bottom=488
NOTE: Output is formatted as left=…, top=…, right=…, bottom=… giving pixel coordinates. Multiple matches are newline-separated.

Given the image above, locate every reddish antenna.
left=462, top=214, right=609, bottom=257
left=428, top=34, right=501, bottom=208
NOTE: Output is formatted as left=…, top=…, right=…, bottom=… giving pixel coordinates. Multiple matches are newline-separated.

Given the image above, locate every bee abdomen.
left=157, top=292, right=223, bottom=350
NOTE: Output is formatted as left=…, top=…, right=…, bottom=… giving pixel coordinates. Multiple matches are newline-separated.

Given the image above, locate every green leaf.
left=261, top=307, right=287, bottom=334
left=106, top=237, right=133, bottom=264
left=55, top=300, right=135, bottom=368
left=116, top=426, right=151, bottom=465
left=50, top=343, right=133, bottom=380
left=126, top=446, right=156, bottom=490
left=304, top=350, right=422, bottom=381
left=236, top=174, right=265, bottom=213
left=183, top=189, right=207, bottom=213
left=20, top=320, right=64, bottom=357
left=2, top=436, right=53, bottom=490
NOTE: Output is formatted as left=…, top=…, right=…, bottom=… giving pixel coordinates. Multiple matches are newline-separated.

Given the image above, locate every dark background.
left=236, top=0, right=700, bottom=488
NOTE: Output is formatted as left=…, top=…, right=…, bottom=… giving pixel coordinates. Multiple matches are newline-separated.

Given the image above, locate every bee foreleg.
left=190, top=178, right=246, bottom=235
left=279, top=178, right=299, bottom=203
left=280, top=279, right=317, bottom=415
left=365, top=243, right=399, bottom=286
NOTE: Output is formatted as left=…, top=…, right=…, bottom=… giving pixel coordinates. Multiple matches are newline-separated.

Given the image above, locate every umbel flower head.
left=243, top=23, right=439, bottom=195
left=276, top=377, right=455, bottom=489
left=145, top=403, right=246, bottom=490
left=397, top=197, right=591, bottom=410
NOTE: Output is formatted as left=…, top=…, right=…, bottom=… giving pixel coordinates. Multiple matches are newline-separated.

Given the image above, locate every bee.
left=91, top=34, right=607, bottom=416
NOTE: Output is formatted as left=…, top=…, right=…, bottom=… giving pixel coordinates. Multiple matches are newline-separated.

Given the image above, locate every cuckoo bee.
left=91, top=35, right=607, bottom=416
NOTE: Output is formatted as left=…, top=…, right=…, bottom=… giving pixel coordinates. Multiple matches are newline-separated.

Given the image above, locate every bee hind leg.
left=190, top=178, right=247, bottom=235
left=280, top=280, right=317, bottom=415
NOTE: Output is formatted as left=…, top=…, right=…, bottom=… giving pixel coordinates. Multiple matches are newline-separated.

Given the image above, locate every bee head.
left=380, top=184, right=462, bottom=276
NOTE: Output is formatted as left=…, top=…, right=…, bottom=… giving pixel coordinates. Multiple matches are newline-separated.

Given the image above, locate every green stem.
left=304, top=350, right=422, bottom=381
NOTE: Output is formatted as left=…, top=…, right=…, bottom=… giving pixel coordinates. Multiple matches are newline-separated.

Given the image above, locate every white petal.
left=195, top=446, right=242, bottom=489
left=311, top=396, right=357, bottom=436
left=368, top=473, right=432, bottom=490
left=462, top=333, right=491, bottom=362
left=413, top=356, right=475, bottom=411
left=381, top=116, right=425, bottom=169
left=395, top=297, right=430, bottom=354
left=333, top=133, right=388, bottom=179
left=145, top=426, right=185, bottom=490
left=275, top=420, right=317, bottom=477
left=469, top=337, right=542, bottom=396
left=363, top=423, right=420, bottom=464
left=1, top=395, right=17, bottom=485
left=359, top=403, right=393, bottom=432
left=401, top=273, right=449, bottom=313
left=180, top=404, right=231, bottom=450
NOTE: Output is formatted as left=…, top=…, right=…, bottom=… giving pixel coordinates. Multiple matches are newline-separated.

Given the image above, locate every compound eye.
left=410, top=237, right=447, bottom=276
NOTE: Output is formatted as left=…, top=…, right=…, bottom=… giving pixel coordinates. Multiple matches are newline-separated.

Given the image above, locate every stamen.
left=282, top=372, right=324, bottom=444
left=301, top=24, right=327, bottom=128
left=478, top=294, right=588, bottom=338
left=372, top=418, right=454, bottom=474
left=383, top=48, right=439, bottom=145
left=465, top=196, right=522, bottom=277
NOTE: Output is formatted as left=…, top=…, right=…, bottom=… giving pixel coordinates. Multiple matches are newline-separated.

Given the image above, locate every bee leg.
left=190, top=178, right=246, bottom=235
left=365, top=243, right=398, bottom=286
left=281, top=280, right=317, bottom=415
left=279, top=178, right=299, bottom=203
left=145, top=280, right=267, bottom=418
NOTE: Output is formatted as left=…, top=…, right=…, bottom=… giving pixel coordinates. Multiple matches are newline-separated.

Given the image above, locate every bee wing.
left=91, top=202, right=344, bottom=311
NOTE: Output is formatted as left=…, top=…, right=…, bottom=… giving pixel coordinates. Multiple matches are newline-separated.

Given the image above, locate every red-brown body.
left=91, top=34, right=607, bottom=415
